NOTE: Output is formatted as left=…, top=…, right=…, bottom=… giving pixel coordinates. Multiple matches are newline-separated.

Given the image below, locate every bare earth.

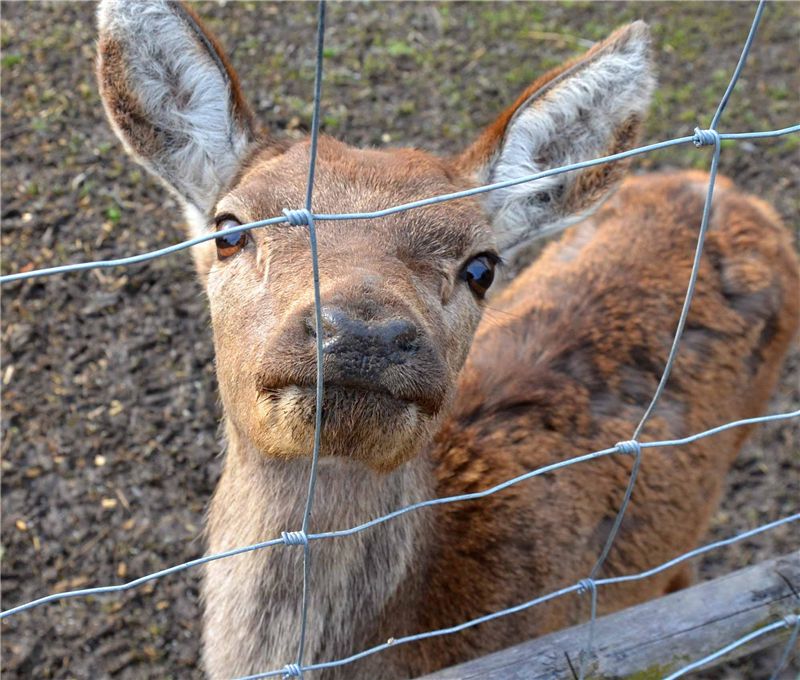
left=1, top=2, right=798, bottom=678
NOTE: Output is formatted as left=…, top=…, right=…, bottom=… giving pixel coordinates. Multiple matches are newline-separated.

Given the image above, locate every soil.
left=1, top=2, right=798, bottom=679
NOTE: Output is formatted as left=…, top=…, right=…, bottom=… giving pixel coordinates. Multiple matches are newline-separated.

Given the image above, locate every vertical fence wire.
left=631, top=0, right=765, bottom=443
left=573, top=1, right=767, bottom=674
left=294, top=1, right=327, bottom=673
left=769, top=614, right=800, bottom=680
left=709, top=0, right=766, bottom=131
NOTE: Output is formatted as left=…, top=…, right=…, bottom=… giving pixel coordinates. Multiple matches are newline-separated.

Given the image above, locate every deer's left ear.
left=457, top=22, right=654, bottom=255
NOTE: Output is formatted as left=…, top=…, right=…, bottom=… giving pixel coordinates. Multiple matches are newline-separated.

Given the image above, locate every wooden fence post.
left=415, top=551, right=800, bottom=679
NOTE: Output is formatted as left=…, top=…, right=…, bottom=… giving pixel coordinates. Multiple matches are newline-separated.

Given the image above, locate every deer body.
left=203, top=171, right=799, bottom=679
left=96, top=3, right=800, bottom=678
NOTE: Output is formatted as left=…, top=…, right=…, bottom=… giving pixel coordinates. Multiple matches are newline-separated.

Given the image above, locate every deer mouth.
left=252, top=345, right=449, bottom=467
left=251, top=378, right=446, bottom=469
left=257, top=380, right=443, bottom=418
left=255, top=344, right=450, bottom=426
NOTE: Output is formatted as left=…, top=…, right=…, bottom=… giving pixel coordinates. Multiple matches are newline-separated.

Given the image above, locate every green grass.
left=106, top=205, right=121, bottom=224
left=1, top=52, right=22, bottom=68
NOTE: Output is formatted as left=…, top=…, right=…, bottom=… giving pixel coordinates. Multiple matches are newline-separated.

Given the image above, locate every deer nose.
left=305, top=306, right=419, bottom=361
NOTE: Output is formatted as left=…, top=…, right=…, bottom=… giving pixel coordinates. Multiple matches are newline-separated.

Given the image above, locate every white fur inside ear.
left=485, top=27, right=654, bottom=253
left=98, top=0, right=250, bottom=216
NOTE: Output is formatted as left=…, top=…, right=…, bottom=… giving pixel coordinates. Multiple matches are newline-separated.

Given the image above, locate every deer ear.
left=458, top=22, right=654, bottom=256
left=96, top=0, right=254, bottom=226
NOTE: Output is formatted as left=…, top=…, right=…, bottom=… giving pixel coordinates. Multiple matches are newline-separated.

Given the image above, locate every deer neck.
left=202, top=422, right=435, bottom=678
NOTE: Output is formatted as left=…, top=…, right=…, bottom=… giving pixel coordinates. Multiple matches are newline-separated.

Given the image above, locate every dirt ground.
left=1, top=2, right=798, bottom=679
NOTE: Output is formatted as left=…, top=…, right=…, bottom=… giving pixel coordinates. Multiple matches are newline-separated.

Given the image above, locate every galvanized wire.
left=2, top=409, right=796, bottom=622
left=579, top=3, right=778, bottom=673
left=0, top=535, right=284, bottom=619
left=769, top=614, right=800, bottom=680
left=2, top=127, right=799, bottom=286
left=1, top=1, right=799, bottom=678
left=663, top=616, right=797, bottom=680
left=709, top=0, right=766, bottom=131
left=293, top=1, right=327, bottom=671
left=232, top=513, right=800, bottom=679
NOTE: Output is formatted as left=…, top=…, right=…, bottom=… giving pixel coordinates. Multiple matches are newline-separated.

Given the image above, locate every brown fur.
left=97, top=36, right=163, bottom=161
left=375, top=171, right=800, bottom=674
left=95, top=5, right=800, bottom=677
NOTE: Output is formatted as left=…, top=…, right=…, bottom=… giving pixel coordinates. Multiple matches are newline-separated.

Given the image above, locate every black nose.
left=308, top=306, right=418, bottom=353
left=304, top=306, right=419, bottom=382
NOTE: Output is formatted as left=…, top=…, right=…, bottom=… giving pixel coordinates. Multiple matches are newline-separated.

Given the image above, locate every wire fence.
left=1, top=1, right=799, bottom=678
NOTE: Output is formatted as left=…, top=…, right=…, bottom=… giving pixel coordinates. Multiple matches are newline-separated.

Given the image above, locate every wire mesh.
left=1, top=0, right=798, bottom=678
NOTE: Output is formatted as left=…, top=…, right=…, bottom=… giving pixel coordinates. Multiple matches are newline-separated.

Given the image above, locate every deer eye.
left=459, top=253, right=498, bottom=299
left=215, top=216, right=248, bottom=260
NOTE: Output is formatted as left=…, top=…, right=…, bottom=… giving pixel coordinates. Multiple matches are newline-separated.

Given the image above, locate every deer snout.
left=281, top=302, right=448, bottom=416
left=306, top=306, right=419, bottom=373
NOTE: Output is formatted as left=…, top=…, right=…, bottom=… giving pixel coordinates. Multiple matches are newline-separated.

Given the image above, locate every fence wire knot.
left=784, top=613, right=799, bottom=627
left=693, top=128, right=721, bottom=147
left=283, top=208, right=314, bottom=226
left=282, top=662, right=303, bottom=678
left=282, top=531, right=309, bottom=547
left=577, top=578, right=597, bottom=596
left=614, top=440, right=641, bottom=456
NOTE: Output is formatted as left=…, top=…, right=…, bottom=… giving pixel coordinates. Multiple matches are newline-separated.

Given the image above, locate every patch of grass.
left=386, top=40, right=415, bottom=58
left=478, top=3, right=546, bottom=34
left=779, top=135, right=800, bottom=154
left=398, top=100, right=416, bottom=116
left=767, top=85, right=791, bottom=101
left=106, top=205, right=121, bottom=224
left=1, top=52, right=23, bottom=68
left=626, top=661, right=682, bottom=680
left=323, top=112, right=342, bottom=129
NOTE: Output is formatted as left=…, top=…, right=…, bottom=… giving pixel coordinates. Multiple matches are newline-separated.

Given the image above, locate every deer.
left=95, top=1, right=800, bottom=678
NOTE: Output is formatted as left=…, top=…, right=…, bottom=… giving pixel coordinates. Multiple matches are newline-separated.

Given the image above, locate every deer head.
left=96, top=0, right=653, bottom=472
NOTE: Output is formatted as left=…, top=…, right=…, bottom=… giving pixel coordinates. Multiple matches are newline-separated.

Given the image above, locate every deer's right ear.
left=96, top=0, right=254, bottom=225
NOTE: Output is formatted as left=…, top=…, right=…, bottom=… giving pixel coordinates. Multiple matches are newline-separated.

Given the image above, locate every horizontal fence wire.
left=233, top=512, right=800, bottom=680
left=1, top=126, right=799, bottom=286
left=1, top=409, right=797, bottom=614
left=1, top=0, right=799, bottom=678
